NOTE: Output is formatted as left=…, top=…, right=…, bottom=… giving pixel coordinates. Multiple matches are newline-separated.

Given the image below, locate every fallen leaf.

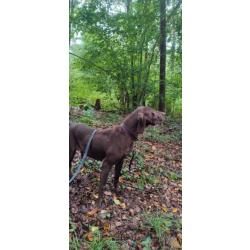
left=122, top=215, right=127, bottom=220
left=134, top=172, right=141, bottom=177
left=177, top=233, right=182, bottom=243
left=129, top=208, right=135, bottom=216
left=104, top=191, right=112, bottom=196
left=86, top=232, right=93, bottom=241
left=90, top=226, right=99, bottom=233
left=134, top=206, right=141, bottom=213
left=103, top=223, right=110, bottom=232
left=113, top=198, right=121, bottom=205
left=172, top=208, right=178, bottom=213
left=99, top=210, right=111, bottom=219
left=152, top=145, right=157, bottom=151
left=162, top=207, right=168, bottom=213
left=119, top=176, right=125, bottom=183
left=170, top=237, right=181, bottom=248
left=115, top=221, right=122, bottom=227
left=120, top=203, right=126, bottom=209
left=100, top=209, right=107, bottom=214
left=71, top=207, right=78, bottom=214
left=87, top=208, right=98, bottom=216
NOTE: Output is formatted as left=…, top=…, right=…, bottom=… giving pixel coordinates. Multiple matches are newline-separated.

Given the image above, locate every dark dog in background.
left=69, top=106, right=164, bottom=207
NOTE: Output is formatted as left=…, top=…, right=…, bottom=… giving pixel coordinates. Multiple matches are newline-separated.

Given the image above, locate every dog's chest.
left=121, top=141, right=133, bottom=156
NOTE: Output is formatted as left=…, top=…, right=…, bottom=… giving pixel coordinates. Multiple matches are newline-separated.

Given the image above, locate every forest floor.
left=69, top=110, right=182, bottom=250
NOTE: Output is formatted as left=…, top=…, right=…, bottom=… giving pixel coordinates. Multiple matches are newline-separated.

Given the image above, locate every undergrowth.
left=69, top=218, right=81, bottom=250
left=87, top=230, right=119, bottom=250
left=143, top=212, right=181, bottom=247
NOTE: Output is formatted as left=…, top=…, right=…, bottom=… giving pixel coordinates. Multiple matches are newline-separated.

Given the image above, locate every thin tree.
left=159, top=0, right=166, bottom=112
left=69, top=0, right=76, bottom=46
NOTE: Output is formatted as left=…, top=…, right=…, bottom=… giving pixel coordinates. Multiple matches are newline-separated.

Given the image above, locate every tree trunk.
left=159, top=0, right=166, bottom=112
left=94, top=99, right=101, bottom=110
left=69, top=0, right=73, bottom=46
left=126, top=0, right=132, bottom=12
left=131, top=55, right=137, bottom=109
left=127, top=0, right=137, bottom=109
left=170, top=29, right=176, bottom=81
left=170, top=1, right=176, bottom=81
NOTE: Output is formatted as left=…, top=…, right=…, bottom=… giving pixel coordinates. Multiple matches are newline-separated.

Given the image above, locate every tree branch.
left=69, top=51, right=114, bottom=76
left=166, top=0, right=182, bottom=23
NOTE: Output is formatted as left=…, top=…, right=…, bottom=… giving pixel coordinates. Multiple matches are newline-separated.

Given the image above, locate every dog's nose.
left=158, top=114, right=164, bottom=122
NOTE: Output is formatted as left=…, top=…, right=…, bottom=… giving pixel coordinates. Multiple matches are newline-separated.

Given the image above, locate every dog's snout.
left=156, top=112, right=164, bottom=123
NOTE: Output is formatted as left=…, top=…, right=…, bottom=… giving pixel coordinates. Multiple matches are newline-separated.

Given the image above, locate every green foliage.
left=69, top=0, right=182, bottom=116
left=100, top=112, right=121, bottom=124
left=69, top=218, right=81, bottom=250
left=104, top=238, right=119, bottom=250
left=141, top=236, right=152, bottom=250
left=143, top=212, right=182, bottom=247
left=69, top=235, right=80, bottom=250
left=84, top=158, right=101, bottom=171
left=144, top=213, right=172, bottom=242
left=87, top=230, right=119, bottom=250
left=137, top=177, right=146, bottom=190
left=122, top=150, right=159, bottom=190
left=167, top=171, right=181, bottom=181
left=144, top=126, right=168, bottom=143
left=71, top=109, right=121, bottom=127
left=78, top=108, right=96, bottom=125
left=134, top=151, right=145, bottom=170
left=87, top=230, right=104, bottom=250
left=166, top=84, right=182, bottom=118
left=137, top=171, right=157, bottom=190
left=69, top=224, right=119, bottom=250
left=144, top=121, right=181, bottom=144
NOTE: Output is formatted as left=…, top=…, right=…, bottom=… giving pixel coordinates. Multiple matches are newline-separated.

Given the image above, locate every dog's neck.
left=121, top=113, right=142, bottom=140
left=121, top=123, right=138, bottom=141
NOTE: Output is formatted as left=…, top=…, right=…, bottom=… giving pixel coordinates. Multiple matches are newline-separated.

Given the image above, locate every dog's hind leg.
left=69, top=131, right=76, bottom=179
left=69, top=147, right=76, bottom=179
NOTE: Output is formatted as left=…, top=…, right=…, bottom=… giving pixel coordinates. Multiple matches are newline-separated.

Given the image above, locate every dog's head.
left=136, top=106, right=165, bottom=133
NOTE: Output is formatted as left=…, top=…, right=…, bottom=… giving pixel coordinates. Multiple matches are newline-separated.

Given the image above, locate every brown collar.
left=121, top=124, right=138, bottom=141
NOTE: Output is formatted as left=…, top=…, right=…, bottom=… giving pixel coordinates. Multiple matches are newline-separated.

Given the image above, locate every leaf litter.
left=69, top=113, right=182, bottom=249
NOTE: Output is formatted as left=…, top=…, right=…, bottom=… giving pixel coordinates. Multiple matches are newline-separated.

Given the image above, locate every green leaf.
left=141, top=236, right=152, bottom=250
left=90, top=226, right=99, bottom=233
left=113, top=198, right=121, bottom=205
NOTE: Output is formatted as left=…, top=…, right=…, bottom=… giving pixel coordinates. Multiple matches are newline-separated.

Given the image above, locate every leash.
left=69, top=129, right=97, bottom=184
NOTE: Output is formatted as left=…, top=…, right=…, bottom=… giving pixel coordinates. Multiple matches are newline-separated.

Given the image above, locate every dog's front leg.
left=114, top=159, right=123, bottom=194
left=98, top=159, right=112, bottom=208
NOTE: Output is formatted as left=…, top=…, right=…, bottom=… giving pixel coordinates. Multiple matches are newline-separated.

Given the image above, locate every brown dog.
left=69, top=106, right=164, bottom=207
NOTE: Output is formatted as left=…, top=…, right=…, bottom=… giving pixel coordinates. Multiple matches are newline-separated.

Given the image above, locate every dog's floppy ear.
left=137, top=111, right=146, bottom=134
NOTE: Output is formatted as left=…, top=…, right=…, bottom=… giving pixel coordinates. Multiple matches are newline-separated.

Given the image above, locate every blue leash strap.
left=69, top=129, right=97, bottom=184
